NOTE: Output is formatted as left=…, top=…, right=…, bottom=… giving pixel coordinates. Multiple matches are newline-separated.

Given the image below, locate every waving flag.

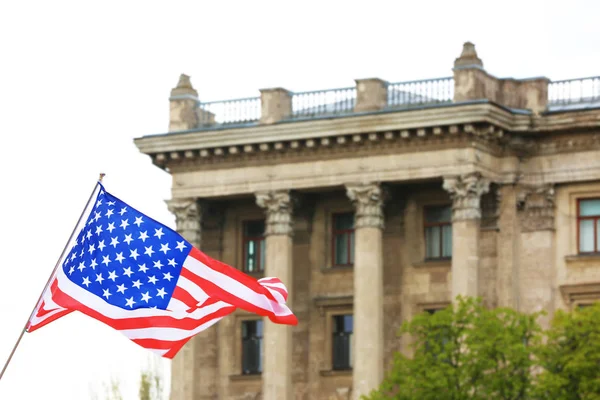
left=27, top=182, right=296, bottom=358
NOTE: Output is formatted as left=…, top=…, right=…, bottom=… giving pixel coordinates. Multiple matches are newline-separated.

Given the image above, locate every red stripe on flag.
left=49, top=280, right=236, bottom=331
left=172, top=286, right=200, bottom=310
left=179, top=267, right=297, bottom=325
left=188, top=247, right=281, bottom=303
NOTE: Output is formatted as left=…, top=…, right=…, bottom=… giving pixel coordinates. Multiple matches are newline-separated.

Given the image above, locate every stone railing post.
left=165, top=198, right=202, bottom=400
left=256, top=190, right=295, bottom=400
left=169, top=74, right=201, bottom=132
left=259, top=87, right=292, bottom=124
left=453, top=42, right=496, bottom=103
left=443, top=173, right=490, bottom=299
left=345, top=182, right=386, bottom=400
left=518, top=78, right=550, bottom=114
left=355, top=78, right=388, bottom=112
left=453, top=42, right=549, bottom=113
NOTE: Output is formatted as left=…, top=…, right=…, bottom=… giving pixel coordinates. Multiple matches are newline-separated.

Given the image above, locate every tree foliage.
left=533, top=303, right=600, bottom=400
left=138, top=356, right=164, bottom=400
left=364, top=297, right=542, bottom=400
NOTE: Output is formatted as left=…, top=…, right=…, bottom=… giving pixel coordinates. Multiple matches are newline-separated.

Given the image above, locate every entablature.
left=136, top=102, right=600, bottom=172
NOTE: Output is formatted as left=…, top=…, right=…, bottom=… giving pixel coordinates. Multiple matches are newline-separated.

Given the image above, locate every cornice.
left=134, top=102, right=600, bottom=171
left=134, top=102, right=519, bottom=154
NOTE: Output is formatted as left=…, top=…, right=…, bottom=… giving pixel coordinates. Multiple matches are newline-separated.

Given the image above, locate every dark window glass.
left=424, top=206, right=452, bottom=259
left=243, top=220, right=265, bottom=272
left=332, top=314, right=353, bottom=370
left=242, top=320, right=263, bottom=374
left=332, top=213, right=354, bottom=267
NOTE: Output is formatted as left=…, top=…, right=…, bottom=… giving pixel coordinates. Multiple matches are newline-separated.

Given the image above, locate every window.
left=424, top=205, right=452, bottom=259
left=332, top=314, right=353, bottom=370
left=243, top=220, right=265, bottom=272
left=578, top=199, right=600, bottom=254
left=241, top=320, right=263, bottom=374
left=332, top=213, right=354, bottom=267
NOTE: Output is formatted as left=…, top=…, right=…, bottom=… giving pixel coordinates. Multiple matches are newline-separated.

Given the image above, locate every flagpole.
left=0, top=173, right=105, bottom=382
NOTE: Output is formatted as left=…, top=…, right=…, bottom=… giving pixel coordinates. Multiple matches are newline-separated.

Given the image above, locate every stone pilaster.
left=443, top=173, right=490, bottom=299
left=169, top=74, right=201, bottom=132
left=496, top=185, right=520, bottom=309
left=256, top=190, right=294, bottom=400
left=165, top=198, right=202, bottom=400
left=516, top=184, right=556, bottom=327
left=345, top=182, right=385, bottom=400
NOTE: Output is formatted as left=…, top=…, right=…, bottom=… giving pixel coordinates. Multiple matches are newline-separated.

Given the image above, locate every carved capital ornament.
left=443, top=172, right=490, bottom=221
left=165, top=198, right=202, bottom=246
left=345, top=182, right=386, bottom=229
left=255, top=190, right=295, bottom=236
left=516, top=184, right=555, bottom=231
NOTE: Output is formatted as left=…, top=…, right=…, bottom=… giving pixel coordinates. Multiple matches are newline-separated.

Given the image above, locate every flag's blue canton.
left=61, top=187, right=191, bottom=310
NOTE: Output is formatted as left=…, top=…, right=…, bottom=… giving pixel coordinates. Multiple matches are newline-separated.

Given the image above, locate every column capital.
left=255, top=190, right=295, bottom=236
left=165, top=198, right=202, bottom=246
left=443, top=172, right=490, bottom=221
left=517, top=184, right=555, bottom=231
left=345, top=182, right=386, bottom=229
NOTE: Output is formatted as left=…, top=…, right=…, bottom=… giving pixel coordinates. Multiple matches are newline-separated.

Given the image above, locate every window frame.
left=331, top=314, right=353, bottom=371
left=240, top=319, right=264, bottom=375
left=331, top=212, right=355, bottom=267
left=577, top=198, right=600, bottom=254
left=242, top=219, right=266, bottom=273
left=423, top=204, right=452, bottom=260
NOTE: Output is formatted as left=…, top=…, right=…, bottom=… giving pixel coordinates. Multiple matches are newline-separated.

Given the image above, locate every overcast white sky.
left=0, top=1, right=598, bottom=399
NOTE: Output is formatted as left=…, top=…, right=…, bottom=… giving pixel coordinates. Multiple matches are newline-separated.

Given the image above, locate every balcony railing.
left=292, top=87, right=356, bottom=118
left=198, top=97, right=260, bottom=125
left=548, top=77, right=600, bottom=106
left=191, top=75, right=600, bottom=128
left=387, top=77, right=454, bottom=109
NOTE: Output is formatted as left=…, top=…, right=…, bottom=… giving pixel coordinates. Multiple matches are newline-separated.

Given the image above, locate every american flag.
left=27, top=183, right=297, bottom=358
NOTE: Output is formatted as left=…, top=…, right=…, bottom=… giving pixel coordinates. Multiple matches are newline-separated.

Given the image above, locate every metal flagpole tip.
left=99, top=173, right=106, bottom=182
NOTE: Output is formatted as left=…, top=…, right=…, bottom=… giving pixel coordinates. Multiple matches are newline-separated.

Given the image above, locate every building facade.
left=134, top=43, right=600, bottom=400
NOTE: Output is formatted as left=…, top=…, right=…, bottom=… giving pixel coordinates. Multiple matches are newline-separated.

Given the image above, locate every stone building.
left=134, top=43, right=600, bottom=400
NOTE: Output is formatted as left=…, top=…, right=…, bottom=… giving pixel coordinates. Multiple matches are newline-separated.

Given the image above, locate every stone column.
left=165, top=198, right=202, bottom=400
left=516, top=184, right=555, bottom=327
left=169, top=74, right=201, bottom=132
left=256, top=190, right=294, bottom=400
left=345, top=183, right=385, bottom=400
left=259, top=87, right=292, bottom=125
left=443, top=173, right=490, bottom=299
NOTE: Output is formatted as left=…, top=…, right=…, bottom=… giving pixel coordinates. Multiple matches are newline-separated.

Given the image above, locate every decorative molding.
left=165, top=198, right=201, bottom=246
left=149, top=122, right=511, bottom=169
left=443, top=172, right=490, bottom=221
left=559, top=282, right=600, bottom=307
left=345, top=182, right=386, bottom=229
left=255, top=190, right=295, bottom=236
left=516, top=184, right=555, bottom=231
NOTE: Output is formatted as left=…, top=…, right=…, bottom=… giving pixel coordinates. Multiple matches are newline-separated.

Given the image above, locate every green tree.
left=533, top=303, right=600, bottom=400
left=139, top=356, right=164, bottom=400
left=364, top=297, right=541, bottom=400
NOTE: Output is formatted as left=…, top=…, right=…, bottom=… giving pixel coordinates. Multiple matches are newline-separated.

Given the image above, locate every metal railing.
left=292, top=87, right=356, bottom=118
left=387, top=77, right=454, bottom=108
left=548, top=76, right=600, bottom=106
left=198, top=97, right=261, bottom=125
